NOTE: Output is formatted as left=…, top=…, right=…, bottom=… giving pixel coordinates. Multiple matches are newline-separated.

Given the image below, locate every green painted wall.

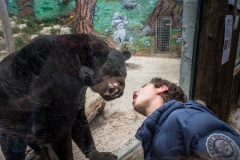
left=6, top=0, right=182, bottom=54
left=7, top=0, right=75, bottom=19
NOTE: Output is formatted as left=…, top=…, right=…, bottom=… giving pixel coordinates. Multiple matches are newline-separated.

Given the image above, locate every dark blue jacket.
left=135, top=100, right=240, bottom=160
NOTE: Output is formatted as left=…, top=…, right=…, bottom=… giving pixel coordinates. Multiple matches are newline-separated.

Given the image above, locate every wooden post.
left=194, top=1, right=240, bottom=121
left=0, top=0, right=15, bottom=54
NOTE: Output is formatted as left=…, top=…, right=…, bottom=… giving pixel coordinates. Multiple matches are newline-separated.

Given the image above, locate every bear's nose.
left=109, top=87, right=116, bottom=95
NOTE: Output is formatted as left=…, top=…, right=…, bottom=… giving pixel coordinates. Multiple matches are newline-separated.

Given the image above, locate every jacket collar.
left=135, top=100, right=184, bottom=142
left=185, top=100, right=217, bottom=118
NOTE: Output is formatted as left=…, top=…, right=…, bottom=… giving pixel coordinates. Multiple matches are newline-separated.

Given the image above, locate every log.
left=85, top=97, right=106, bottom=122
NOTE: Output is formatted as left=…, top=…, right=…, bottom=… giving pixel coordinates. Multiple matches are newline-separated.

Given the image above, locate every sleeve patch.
left=206, top=133, right=240, bottom=160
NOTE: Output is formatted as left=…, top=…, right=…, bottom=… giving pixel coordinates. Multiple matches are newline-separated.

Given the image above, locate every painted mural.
left=5, top=0, right=183, bottom=54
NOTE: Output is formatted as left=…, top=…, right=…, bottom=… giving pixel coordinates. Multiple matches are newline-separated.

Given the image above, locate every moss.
left=50, top=28, right=60, bottom=35
left=0, top=30, right=3, bottom=37
left=9, top=16, right=63, bottom=50
left=13, top=31, right=31, bottom=50
left=14, top=36, right=26, bottom=51
left=11, top=26, right=21, bottom=34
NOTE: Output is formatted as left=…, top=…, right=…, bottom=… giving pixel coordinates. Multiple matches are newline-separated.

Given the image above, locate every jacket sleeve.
left=182, top=110, right=240, bottom=159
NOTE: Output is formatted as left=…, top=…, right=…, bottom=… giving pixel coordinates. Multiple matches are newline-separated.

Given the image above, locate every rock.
left=31, top=35, right=39, bottom=40
left=13, top=33, right=23, bottom=38
left=142, top=25, right=151, bottom=33
left=104, top=28, right=111, bottom=33
left=113, top=23, right=134, bottom=46
left=60, top=27, right=71, bottom=34
left=53, top=25, right=61, bottom=29
left=121, top=0, right=138, bottom=10
left=111, top=12, right=129, bottom=28
left=144, top=41, right=151, bottom=46
left=40, top=27, right=53, bottom=35
left=176, top=37, right=182, bottom=43
left=10, top=21, right=16, bottom=28
left=19, top=24, right=27, bottom=29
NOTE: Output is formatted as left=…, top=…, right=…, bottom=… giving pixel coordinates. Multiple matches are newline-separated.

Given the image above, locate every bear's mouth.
left=101, top=82, right=123, bottom=101
left=102, top=82, right=119, bottom=96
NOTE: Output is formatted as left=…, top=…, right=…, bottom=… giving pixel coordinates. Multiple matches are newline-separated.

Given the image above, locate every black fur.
left=0, top=34, right=131, bottom=160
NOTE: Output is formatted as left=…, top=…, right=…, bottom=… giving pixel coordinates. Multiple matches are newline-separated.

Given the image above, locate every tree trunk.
left=141, top=0, right=182, bottom=36
left=75, top=0, right=95, bottom=34
left=0, top=0, right=15, bottom=54
left=63, top=0, right=117, bottom=48
left=16, top=0, right=35, bottom=18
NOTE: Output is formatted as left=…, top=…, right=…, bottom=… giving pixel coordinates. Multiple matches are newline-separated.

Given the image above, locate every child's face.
left=132, top=83, right=157, bottom=116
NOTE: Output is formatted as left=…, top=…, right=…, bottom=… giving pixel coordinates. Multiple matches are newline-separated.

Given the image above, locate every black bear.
left=0, top=34, right=131, bottom=160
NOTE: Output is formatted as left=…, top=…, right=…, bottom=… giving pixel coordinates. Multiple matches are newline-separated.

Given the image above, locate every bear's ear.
left=122, top=50, right=131, bottom=61
left=119, top=44, right=131, bottom=61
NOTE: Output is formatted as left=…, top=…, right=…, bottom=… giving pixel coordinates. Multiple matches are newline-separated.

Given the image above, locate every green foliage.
left=21, top=24, right=42, bottom=35
left=41, top=18, right=59, bottom=27
left=34, top=0, right=75, bottom=19
left=13, top=17, right=25, bottom=25
left=5, top=0, right=182, bottom=54
left=10, top=16, right=39, bottom=35
left=14, top=37, right=24, bottom=51
left=14, top=34, right=30, bottom=51
left=70, top=28, right=77, bottom=34
left=25, top=17, right=43, bottom=33
left=170, top=29, right=182, bottom=54
left=132, top=36, right=153, bottom=50
left=8, top=16, right=62, bottom=50
left=96, top=0, right=121, bottom=2
left=7, top=2, right=18, bottom=15
left=94, top=0, right=158, bottom=31
left=11, top=26, right=21, bottom=34
left=50, top=28, right=60, bottom=35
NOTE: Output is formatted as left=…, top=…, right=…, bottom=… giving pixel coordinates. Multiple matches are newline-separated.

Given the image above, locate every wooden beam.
left=194, top=1, right=240, bottom=121
left=112, top=137, right=144, bottom=160
left=0, top=0, right=15, bottom=54
left=230, top=64, right=240, bottom=105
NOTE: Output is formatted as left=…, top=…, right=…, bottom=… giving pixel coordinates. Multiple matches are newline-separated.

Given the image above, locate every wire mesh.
left=156, top=18, right=172, bottom=52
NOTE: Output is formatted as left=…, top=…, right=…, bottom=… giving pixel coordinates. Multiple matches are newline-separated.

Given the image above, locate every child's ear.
left=156, top=85, right=168, bottom=94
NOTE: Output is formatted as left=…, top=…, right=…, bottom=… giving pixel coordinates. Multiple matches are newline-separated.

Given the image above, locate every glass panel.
left=0, top=0, right=183, bottom=159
